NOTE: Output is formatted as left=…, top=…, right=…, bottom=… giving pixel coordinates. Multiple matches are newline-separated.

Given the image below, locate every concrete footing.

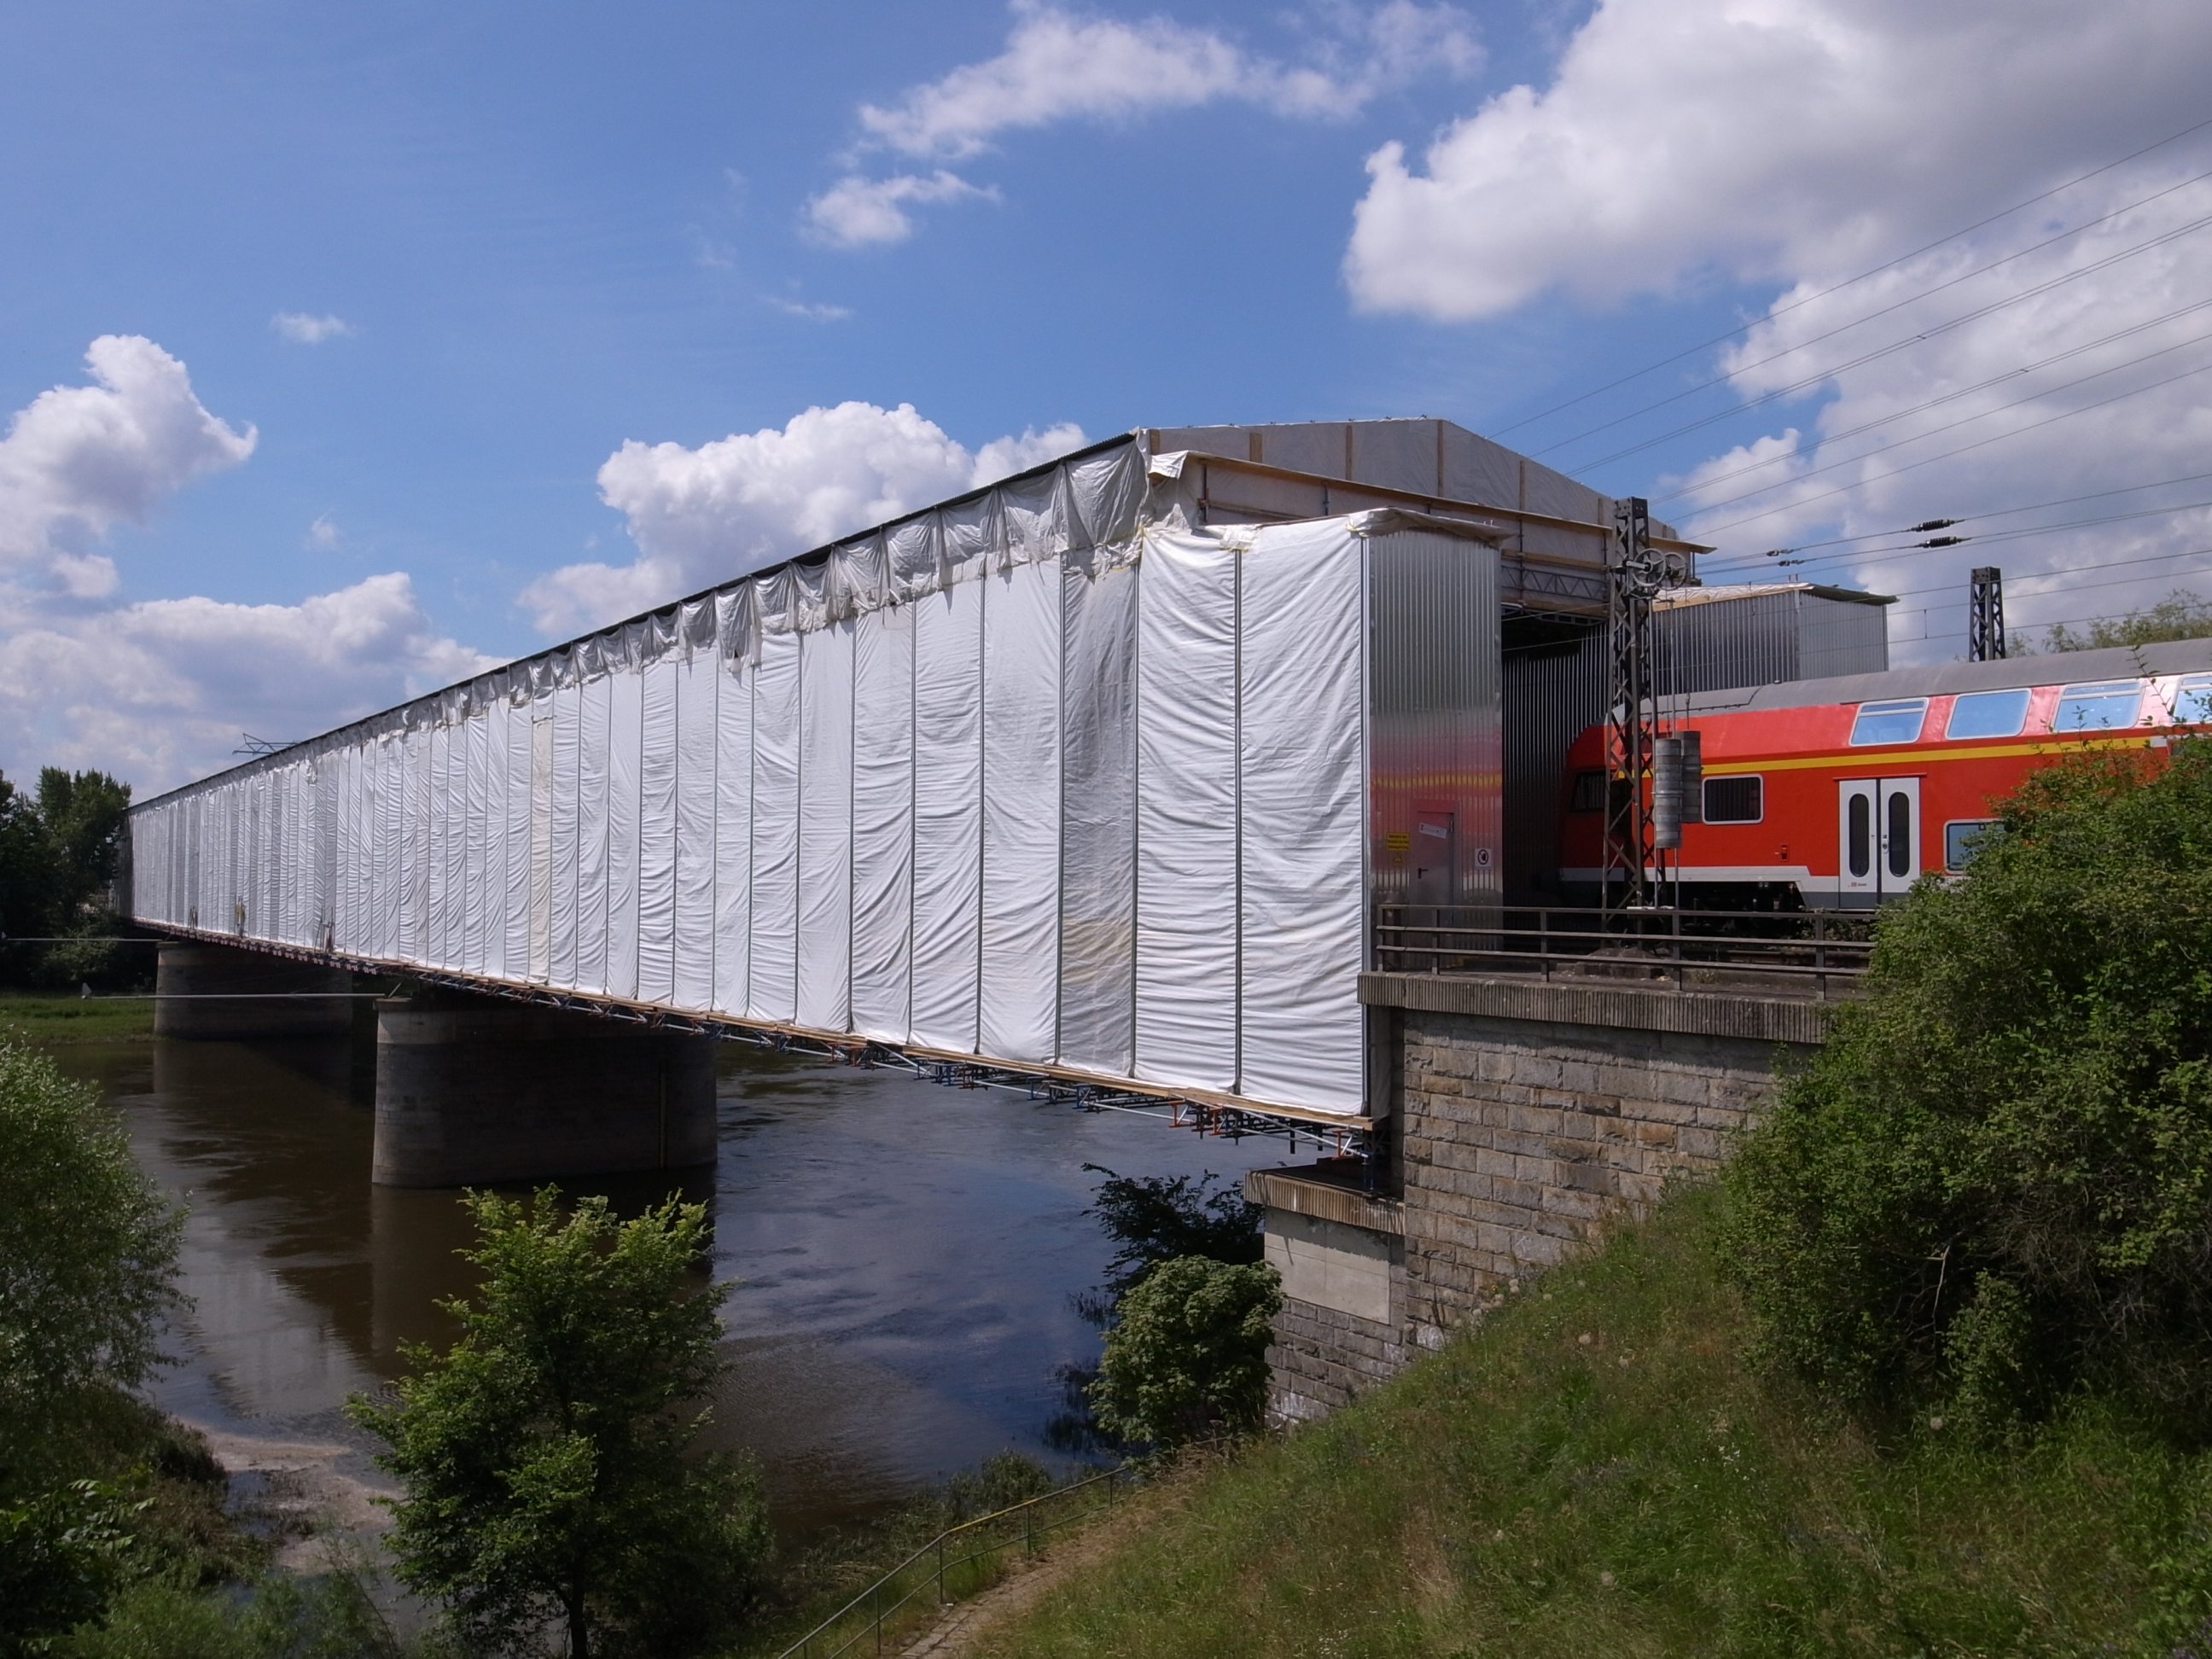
left=370, top=996, right=718, bottom=1187
left=154, top=941, right=356, bottom=1039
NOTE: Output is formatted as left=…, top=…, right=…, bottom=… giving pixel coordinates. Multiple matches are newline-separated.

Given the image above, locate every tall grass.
left=973, top=1186, right=2212, bottom=1657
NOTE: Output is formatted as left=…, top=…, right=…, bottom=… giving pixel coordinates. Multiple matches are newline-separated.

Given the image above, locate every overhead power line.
left=1693, top=353, right=2212, bottom=538
left=1532, top=166, right=2212, bottom=463
left=1701, top=497, right=2212, bottom=579
left=1488, top=113, right=2212, bottom=440
left=1644, top=293, right=2212, bottom=503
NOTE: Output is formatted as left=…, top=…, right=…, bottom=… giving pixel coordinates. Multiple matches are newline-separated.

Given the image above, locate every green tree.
left=350, top=1190, right=769, bottom=1659
left=0, top=1041, right=181, bottom=1481
left=1080, top=1165, right=1262, bottom=1314
left=2037, top=588, right=2212, bottom=652
left=1719, top=740, right=2212, bottom=1434
left=33, top=771, right=131, bottom=929
left=0, top=775, right=53, bottom=946
left=1089, top=1256, right=1281, bottom=1451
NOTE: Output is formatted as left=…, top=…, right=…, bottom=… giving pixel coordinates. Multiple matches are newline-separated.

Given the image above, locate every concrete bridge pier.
left=370, top=993, right=718, bottom=1188
left=154, top=941, right=356, bottom=1039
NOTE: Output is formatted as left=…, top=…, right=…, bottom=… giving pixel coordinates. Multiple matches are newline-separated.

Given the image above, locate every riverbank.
left=0, top=990, right=156, bottom=1045
left=963, top=1186, right=2212, bottom=1656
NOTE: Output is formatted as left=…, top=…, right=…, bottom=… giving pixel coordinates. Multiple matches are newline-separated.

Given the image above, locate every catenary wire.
left=1640, top=294, right=2212, bottom=502
left=1699, top=498, right=2212, bottom=578
left=1487, top=114, right=2212, bottom=440
left=1529, top=166, right=2212, bottom=462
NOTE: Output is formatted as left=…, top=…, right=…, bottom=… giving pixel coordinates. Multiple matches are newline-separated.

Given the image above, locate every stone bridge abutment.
left=1249, top=974, right=1836, bottom=1423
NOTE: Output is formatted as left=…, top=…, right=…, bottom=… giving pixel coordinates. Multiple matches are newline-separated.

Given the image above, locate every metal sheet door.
left=1410, top=811, right=1456, bottom=905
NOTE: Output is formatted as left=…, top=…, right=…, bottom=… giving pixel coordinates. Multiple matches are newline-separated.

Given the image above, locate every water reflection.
left=61, top=1034, right=1284, bottom=1534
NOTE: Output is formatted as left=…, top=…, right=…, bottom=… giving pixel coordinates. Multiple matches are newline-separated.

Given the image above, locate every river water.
left=55, top=1033, right=1287, bottom=1535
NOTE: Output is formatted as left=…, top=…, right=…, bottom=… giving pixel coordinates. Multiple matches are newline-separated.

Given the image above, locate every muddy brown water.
left=55, top=1032, right=1287, bottom=1537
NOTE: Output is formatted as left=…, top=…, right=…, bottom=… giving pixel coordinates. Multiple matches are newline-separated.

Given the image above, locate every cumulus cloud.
left=271, top=311, right=353, bottom=344
left=812, top=0, right=1479, bottom=243
left=0, top=573, right=495, bottom=790
left=521, top=404, right=1089, bottom=636
left=1656, top=160, right=2212, bottom=657
left=0, top=335, right=257, bottom=586
left=805, top=172, right=998, bottom=249
left=305, top=512, right=341, bottom=550
left=1346, top=0, right=2212, bottom=321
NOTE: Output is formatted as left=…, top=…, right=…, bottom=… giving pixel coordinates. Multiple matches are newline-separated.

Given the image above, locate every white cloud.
left=521, top=403, right=1089, bottom=636
left=762, top=295, right=855, bottom=323
left=305, top=512, right=341, bottom=551
left=271, top=311, right=354, bottom=344
left=49, top=554, right=119, bottom=600
left=858, top=0, right=1479, bottom=159
left=805, top=172, right=997, bottom=249
left=1661, top=162, right=2212, bottom=656
left=812, top=0, right=1479, bottom=243
left=0, top=573, right=495, bottom=791
left=0, top=335, right=256, bottom=591
left=1345, top=0, right=2212, bottom=321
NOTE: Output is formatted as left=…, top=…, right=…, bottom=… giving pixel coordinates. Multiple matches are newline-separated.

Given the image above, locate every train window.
left=1944, top=688, right=2030, bottom=740
left=1569, top=769, right=1606, bottom=812
left=1849, top=698, right=1928, bottom=745
left=1847, top=794, right=1871, bottom=877
left=1703, top=776, right=1762, bottom=824
left=2052, top=680, right=2142, bottom=731
left=1887, top=790, right=1912, bottom=879
left=1945, top=819, right=2000, bottom=870
left=2174, top=674, right=2212, bottom=725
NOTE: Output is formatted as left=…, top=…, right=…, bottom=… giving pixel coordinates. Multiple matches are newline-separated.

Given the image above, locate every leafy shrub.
left=1720, top=740, right=2212, bottom=1433
left=0, top=1041, right=180, bottom=1481
left=1089, top=1256, right=1281, bottom=1450
left=351, top=1189, right=770, bottom=1659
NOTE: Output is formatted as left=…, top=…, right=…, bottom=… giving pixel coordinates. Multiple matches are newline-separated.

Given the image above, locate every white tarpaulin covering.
left=126, top=441, right=1501, bottom=1120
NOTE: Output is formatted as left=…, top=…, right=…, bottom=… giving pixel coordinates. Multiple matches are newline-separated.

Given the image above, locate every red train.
left=1557, top=636, right=2212, bottom=909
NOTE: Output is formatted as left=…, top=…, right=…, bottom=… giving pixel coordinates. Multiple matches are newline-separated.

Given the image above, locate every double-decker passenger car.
left=1557, top=637, right=2212, bottom=908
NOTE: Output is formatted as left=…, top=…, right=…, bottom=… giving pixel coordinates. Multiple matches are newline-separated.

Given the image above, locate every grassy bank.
left=0, top=990, right=155, bottom=1045
left=972, top=1187, right=2212, bottom=1658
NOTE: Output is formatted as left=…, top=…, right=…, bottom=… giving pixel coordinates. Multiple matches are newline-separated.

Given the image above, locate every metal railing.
left=775, top=1466, right=1130, bottom=1659
left=1373, top=904, right=1873, bottom=998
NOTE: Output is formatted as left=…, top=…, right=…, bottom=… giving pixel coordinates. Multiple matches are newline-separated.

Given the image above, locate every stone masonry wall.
left=1253, top=975, right=1835, bottom=1420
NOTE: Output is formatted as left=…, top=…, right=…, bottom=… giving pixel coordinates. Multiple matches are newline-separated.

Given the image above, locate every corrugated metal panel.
left=1501, top=625, right=1604, bottom=901
left=1366, top=529, right=1501, bottom=912
left=1798, top=592, right=1891, bottom=678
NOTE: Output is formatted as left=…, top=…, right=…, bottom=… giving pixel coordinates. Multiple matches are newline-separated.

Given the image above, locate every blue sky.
left=5, top=0, right=2212, bottom=788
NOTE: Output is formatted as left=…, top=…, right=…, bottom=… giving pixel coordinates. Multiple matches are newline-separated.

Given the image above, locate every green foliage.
left=49, top=1567, right=419, bottom=1659
left=1089, top=1256, right=1280, bottom=1451
left=976, top=1192, right=2212, bottom=1659
left=0, top=768, right=134, bottom=990
left=1719, top=739, right=2212, bottom=1432
left=2039, top=588, right=2212, bottom=652
left=0, top=1040, right=181, bottom=1484
left=350, top=1189, right=770, bottom=1659
left=1081, top=1165, right=1262, bottom=1307
left=0, top=1481, right=145, bottom=1657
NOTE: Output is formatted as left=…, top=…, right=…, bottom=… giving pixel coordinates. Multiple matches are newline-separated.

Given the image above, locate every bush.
left=0, top=1041, right=180, bottom=1481
left=351, top=1189, right=770, bottom=1659
left=1089, top=1256, right=1281, bottom=1450
left=1719, top=740, right=2212, bottom=1433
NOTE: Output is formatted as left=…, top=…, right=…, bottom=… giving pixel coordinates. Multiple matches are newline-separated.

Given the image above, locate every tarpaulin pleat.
left=576, top=674, right=612, bottom=994
left=796, top=621, right=854, bottom=1033
left=466, top=710, right=493, bottom=975
left=979, top=561, right=1061, bottom=1063
left=713, top=659, right=753, bottom=1017
left=1056, top=561, right=1138, bottom=1074
left=849, top=603, right=913, bottom=1043
left=427, top=725, right=451, bottom=967
left=1237, top=521, right=1367, bottom=1113
left=1133, top=530, right=1239, bottom=1093
left=672, top=654, right=718, bottom=1010
left=909, top=579, right=983, bottom=1055
left=549, top=684, right=582, bottom=989
left=529, top=701, right=555, bottom=982
left=638, top=656, right=679, bottom=1005
left=748, top=631, right=800, bottom=1024
left=503, top=699, right=533, bottom=979
left=605, top=669, right=643, bottom=1002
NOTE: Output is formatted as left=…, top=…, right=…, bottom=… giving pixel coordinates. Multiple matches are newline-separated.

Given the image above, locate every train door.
left=1837, top=778, right=1922, bottom=905
left=1410, top=811, right=1456, bottom=906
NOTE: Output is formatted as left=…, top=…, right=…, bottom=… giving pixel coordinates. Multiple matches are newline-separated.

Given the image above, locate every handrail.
left=775, top=1466, right=1129, bottom=1659
left=1371, top=904, right=1872, bottom=999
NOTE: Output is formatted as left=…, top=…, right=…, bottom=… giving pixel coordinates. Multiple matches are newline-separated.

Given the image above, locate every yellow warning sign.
left=1384, top=830, right=1411, bottom=853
